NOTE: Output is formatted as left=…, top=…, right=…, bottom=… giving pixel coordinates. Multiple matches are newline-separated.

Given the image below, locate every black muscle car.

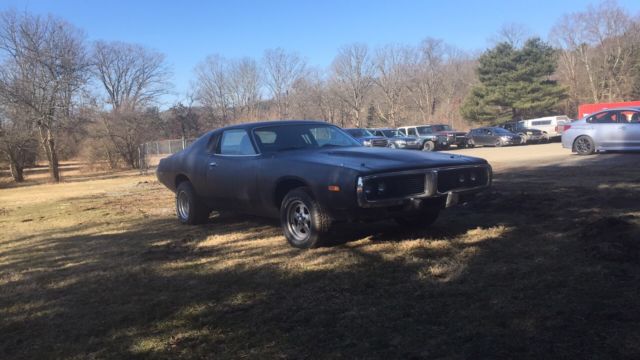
left=157, top=121, right=492, bottom=249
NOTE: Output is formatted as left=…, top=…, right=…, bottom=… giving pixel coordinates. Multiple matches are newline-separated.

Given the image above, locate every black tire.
left=176, top=181, right=210, bottom=225
left=280, top=187, right=331, bottom=249
left=467, top=139, right=475, bottom=148
left=422, top=141, right=435, bottom=152
left=494, top=139, right=503, bottom=147
left=395, top=208, right=440, bottom=227
left=574, top=135, right=595, bottom=155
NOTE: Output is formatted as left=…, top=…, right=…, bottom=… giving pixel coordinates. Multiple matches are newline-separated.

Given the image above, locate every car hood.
left=275, top=146, right=488, bottom=174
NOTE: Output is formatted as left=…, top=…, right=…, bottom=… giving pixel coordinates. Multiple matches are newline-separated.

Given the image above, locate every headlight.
left=501, top=135, right=511, bottom=140
left=363, top=140, right=372, bottom=146
left=396, top=140, right=406, bottom=145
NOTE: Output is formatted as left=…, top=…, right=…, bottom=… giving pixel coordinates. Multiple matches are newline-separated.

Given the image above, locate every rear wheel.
left=176, top=181, right=210, bottom=225
left=574, top=135, right=595, bottom=155
left=395, top=208, right=440, bottom=227
left=422, top=141, right=435, bottom=152
left=281, top=187, right=332, bottom=249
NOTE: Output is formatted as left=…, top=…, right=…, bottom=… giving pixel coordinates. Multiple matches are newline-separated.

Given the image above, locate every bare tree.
left=194, top=54, right=231, bottom=125
left=373, top=44, right=411, bottom=127
left=490, top=23, right=532, bottom=48
left=550, top=1, right=640, bottom=105
left=263, top=48, right=306, bottom=119
left=92, top=41, right=170, bottom=111
left=0, top=11, right=88, bottom=182
left=405, top=38, right=446, bottom=123
left=227, top=57, right=262, bottom=121
left=0, top=104, right=38, bottom=182
left=91, top=41, right=171, bottom=168
left=331, top=43, right=375, bottom=127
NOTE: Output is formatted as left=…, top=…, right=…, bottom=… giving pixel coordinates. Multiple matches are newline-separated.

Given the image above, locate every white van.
left=518, top=115, right=571, bottom=139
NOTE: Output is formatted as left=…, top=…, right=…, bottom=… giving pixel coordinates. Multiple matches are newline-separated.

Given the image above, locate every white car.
left=519, top=115, right=571, bottom=139
left=561, top=107, right=640, bottom=155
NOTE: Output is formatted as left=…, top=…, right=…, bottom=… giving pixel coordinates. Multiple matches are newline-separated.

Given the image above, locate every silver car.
left=561, top=107, right=640, bottom=155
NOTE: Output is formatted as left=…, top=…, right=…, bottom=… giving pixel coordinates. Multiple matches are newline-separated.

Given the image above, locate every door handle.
left=208, top=161, right=217, bottom=167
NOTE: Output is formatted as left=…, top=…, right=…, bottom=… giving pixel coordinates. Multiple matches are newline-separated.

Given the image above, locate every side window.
left=620, top=111, right=639, bottom=123
left=407, top=128, right=417, bottom=136
left=531, top=120, right=552, bottom=126
left=217, top=129, right=256, bottom=155
left=588, top=112, right=616, bottom=124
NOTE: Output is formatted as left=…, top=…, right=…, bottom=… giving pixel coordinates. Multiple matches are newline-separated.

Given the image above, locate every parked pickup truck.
left=425, top=124, right=469, bottom=148
left=397, top=125, right=451, bottom=151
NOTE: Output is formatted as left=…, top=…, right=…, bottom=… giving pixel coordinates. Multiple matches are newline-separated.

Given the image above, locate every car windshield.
left=381, top=129, right=402, bottom=137
left=253, top=124, right=361, bottom=153
left=416, top=126, right=432, bottom=135
left=431, top=125, right=452, bottom=132
left=346, top=128, right=373, bottom=137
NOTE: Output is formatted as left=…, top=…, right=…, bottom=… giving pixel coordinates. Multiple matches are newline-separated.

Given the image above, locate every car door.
left=619, top=110, right=640, bottom=149
left=206, top=128, right=260, bottom=211
left=476, top=128, right=490, bottom=145
left=590, top=111, right=625, bottom=149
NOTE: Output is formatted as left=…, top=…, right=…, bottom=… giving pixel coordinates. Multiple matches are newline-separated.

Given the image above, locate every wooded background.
left=0, top=1, right=639, bottom=182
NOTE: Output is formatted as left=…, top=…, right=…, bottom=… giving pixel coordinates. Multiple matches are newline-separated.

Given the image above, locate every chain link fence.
left=139, top=137, right=196, bottom=174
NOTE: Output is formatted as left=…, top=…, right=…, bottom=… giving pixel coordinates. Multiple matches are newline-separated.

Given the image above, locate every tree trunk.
left=8, top=156, right=24, bottom=182
left=38, top=126, right=60, bottom=183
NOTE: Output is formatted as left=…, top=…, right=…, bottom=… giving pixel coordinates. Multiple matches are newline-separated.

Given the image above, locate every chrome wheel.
left=177, top=190, right=190, bottom=220
left=287, top=200, right=311, bottom=242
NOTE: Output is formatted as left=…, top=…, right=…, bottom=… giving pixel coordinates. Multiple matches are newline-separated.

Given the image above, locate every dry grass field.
left=1, top=144, right=639, bottom=359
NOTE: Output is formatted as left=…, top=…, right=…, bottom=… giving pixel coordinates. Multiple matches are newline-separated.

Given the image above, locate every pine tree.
left=461, top=38, right=567, bottom=123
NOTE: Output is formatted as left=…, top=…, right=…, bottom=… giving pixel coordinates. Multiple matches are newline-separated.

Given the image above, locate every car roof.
left=593, top=106, right=640, bottom=113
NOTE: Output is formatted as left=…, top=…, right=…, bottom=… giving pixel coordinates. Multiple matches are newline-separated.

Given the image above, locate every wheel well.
left=175, top=174, right=190, bottom=189
left=274, top=179, right=308, bottom=209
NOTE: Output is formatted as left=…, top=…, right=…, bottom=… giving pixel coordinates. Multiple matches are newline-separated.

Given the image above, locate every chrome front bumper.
left=356, top=164, right=492, bottom=208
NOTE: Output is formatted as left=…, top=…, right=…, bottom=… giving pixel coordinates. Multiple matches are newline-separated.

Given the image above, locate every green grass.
left=1, top=155, right=639, bottom=359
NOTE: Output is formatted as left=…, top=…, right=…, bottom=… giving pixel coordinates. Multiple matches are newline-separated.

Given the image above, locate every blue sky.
left=3, top=0, right=640, bottom=107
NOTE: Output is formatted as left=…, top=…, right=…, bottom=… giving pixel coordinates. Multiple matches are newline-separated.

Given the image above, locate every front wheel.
left=494, top=139, right=504, bottom=147
left=422, top=141, right=435, bottom=152
left=574, top=135, right=595, bottom=155
left=176, top=181, right=210, bottom=225
left=281, top=187, right=332, bottom=249
left=395, top=208, right=440, bottom=228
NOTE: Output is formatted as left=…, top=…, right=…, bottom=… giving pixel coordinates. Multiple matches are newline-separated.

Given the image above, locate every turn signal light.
left=328, top=185, right=341, bottom=192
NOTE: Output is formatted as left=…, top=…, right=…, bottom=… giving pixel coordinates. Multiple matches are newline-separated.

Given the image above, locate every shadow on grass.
left=1, top=154, right=640, bottom=359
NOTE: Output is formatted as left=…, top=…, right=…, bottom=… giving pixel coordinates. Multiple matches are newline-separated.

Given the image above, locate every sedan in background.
left=497, top=122, right=548, bottom=144
left=369, top=128, right=423, bottom=149
left=467, top=127, right=523, bottom=147
left=345, top=128, right=389, bottom=147
left=562, top=107, right=640, bottom=155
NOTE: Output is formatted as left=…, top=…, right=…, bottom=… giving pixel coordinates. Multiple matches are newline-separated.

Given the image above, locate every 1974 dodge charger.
left=157, top=120, right=492, bottom=248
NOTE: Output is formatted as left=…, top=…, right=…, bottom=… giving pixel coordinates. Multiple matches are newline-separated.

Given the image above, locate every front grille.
left=437, top=167, right=488, bottom=193
left=371, top=139, right=388, bottom=147
left=363, top=174, right=425, bottom=201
